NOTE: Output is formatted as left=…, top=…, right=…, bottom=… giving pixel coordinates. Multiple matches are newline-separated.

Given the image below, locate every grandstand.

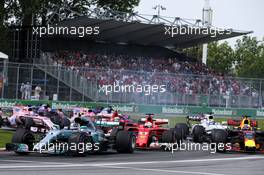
left=3, top=8, right=260, bottom=108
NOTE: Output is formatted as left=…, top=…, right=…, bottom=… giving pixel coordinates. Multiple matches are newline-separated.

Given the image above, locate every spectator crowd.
left=44, top=50, right=259, bottom=97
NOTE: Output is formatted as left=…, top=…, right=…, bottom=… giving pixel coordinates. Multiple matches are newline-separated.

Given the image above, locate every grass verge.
left=0, top=129, right=13, bottom=148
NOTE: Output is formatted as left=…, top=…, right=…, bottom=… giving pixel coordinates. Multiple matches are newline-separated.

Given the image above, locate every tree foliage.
left=181, top=46, right=203, bottom=61
left=207, top=41, right=234, bottom=75
left=182, top=36, right=264, bottom=78
left=1, top=0, right=140, bottom=26
left=0, top=0, right=140, bottom=54
left=96, top=0, right=140, bottom=13
left=234, top=36, right=264, bottom=78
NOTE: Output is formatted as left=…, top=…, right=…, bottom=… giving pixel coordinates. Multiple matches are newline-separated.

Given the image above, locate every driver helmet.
left=208, top=115, right=214, bottom=122
left=145, top=121, right=152, bottom=128
left=70, top=123, right=79, bottom=130
left=204, top=114, right=215, bottom=125
left=241, top=119, right=251, bottom=130
left=144, top=116, right=153, bottom=127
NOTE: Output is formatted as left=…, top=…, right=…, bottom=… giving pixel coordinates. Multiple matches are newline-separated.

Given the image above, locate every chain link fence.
left=0, top=60, right=263, bottom=108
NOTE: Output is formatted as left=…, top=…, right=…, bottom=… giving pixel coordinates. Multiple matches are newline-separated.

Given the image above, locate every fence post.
left=82, top=78, right=84, bottom=102
left=56, top=66, right=60, bottom=100
left=15, top=66, right=20, bottom=100
left=44, top=71, right=47, bottom=99
left=260, top=80, right=262, bottom=108
left=69, top=70, right=72, bottom=101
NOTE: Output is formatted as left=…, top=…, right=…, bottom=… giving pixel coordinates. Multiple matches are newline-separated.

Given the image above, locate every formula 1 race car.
left=7, top=116, right=136, bottom=156
left=70, top=107, right=138, bottom=137
left=221, top=116, right=264, bottom=152
left=1, top=106, right=59, bottom=132
left=186, top=113, right=228, bottom=143
left=91, top=108, right=139, bottom=136
left=136, top=114, right=184, bottom=149
left=70, top=107, right=95, bottom=122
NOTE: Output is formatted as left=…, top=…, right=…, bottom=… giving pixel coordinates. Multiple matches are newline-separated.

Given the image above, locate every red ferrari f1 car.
left=136, top=114, right=185, bottom=149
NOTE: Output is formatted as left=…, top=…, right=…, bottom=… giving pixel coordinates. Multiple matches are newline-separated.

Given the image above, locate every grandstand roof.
left=53, top=12, right=252, bottom=48
left=0, top=51, right=8, bottom=59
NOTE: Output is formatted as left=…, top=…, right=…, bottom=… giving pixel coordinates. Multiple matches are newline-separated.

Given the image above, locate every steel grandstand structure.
left=1, top=7, right=259, bottom=108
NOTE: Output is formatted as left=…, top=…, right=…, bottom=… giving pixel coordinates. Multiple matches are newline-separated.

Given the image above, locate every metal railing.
left=0, top=60, right=263, bottom=108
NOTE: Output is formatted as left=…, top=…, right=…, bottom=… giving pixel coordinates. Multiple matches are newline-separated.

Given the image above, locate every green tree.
left=234, top=36, right=264, bottom=78
left=207, top=41, right=234, bottom=74
left=181, top=45, right=203, bottom=61
left=0, top=0, right=140, bottom=59
left=3, top=0, right=140, bottom=26
left=96, top=0, right=140, bottom=13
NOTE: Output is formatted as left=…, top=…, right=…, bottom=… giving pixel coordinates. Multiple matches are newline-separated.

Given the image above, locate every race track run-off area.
left=0, top=150, right=264, bottom=175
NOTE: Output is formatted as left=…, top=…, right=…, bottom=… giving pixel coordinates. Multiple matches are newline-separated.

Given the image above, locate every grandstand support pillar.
left=15, top=66, right=20, bottom=100
left=30, top=66, right=33, bottom=87
left=56, top=68, right=60, bottom=100
left=26, top=29, right=29, bottom=62
left=82, top=79, right=84, bottom=102
left=202, top=44, right=208, bottom=65
left=2, top=59, right=8, bottom=99
left=202, top=0, right=212, bottom=65
left=95, top=77, right=98, bottom=102
left=44, top=72, right=47, bottom=98
left=69, top=74, right=72, bottom=101
left=260, top=81, right=262, bottom=108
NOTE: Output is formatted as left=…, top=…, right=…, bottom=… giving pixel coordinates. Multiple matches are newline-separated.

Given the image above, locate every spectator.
left=34, top=85, right=42, bottom=100
left=24, top=82, right=32, bottom=100
left=20, top=83, right=25, bottom=99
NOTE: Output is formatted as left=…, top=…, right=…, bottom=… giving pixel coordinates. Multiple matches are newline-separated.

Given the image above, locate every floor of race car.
left=0, top=150, right=263, bottom=175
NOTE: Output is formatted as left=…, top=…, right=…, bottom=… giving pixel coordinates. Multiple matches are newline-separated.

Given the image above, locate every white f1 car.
left=187, top=113, right=227, bottom=143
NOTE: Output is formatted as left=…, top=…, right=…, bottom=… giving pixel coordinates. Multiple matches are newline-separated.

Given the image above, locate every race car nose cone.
left=245, top=140, right=256, bottom=148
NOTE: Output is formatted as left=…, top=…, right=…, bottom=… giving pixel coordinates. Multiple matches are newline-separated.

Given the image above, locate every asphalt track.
left=0, top=149, right=264, bottom=175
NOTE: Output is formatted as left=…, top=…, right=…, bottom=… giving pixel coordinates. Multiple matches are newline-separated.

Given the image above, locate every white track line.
left=0, top=159, right=72, bottom=165
left=100, top=165, right=226, bottom=175
left=89, top=156, right=264, bottom=166
left=0, top=156, right=263, bottom=169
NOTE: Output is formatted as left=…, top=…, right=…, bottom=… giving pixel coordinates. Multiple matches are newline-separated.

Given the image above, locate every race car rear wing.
left=95, top=120, right=120, bottom=127
left=186, top=115, right=205, bottom=127
left=140, top=118, right=169, bottom=125
left=186, top=115, right=204, bottom=122
left=227, top=119, right=258, bottom=127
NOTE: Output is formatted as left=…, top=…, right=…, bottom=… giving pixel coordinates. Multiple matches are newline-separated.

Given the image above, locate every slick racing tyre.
left=161, top=130, right=178, bottom=151
left=174, top=128, right=183, bottom=144
left=175, top=123, right=189, bottom=139
left=211, top=129, right=227, bottom=153
left=62, top=117, right=71, bottom=129
left=116, top=130, right=136, bottom=153
left=0, top=116, right=3, bottom=128
left=24, top=117, right=34, bottom=130
left=11, top=128, right=35, bottom=152
left=192, top=125, right=205, bottom=143
left=68, top=132, right=91, bottom=156
left=162, top=130, right=176, bottom=143
left=50, top=115, right=63, bottom=128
